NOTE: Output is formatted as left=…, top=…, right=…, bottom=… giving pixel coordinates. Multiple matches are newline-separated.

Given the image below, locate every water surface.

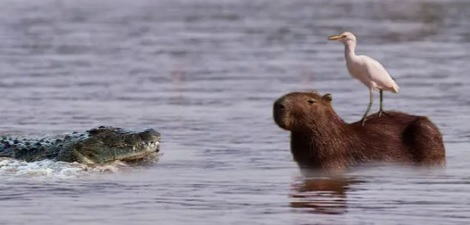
left=0, top=0, right=469, bottom=224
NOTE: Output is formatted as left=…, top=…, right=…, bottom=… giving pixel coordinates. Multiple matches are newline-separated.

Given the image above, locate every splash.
left=0, top=157, right=131, bottom=180
left=0, top=152, right=162, bottom=180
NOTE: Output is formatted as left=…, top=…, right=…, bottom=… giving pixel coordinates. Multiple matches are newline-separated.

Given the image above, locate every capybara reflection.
left=273, top=91, right=445, bottom=173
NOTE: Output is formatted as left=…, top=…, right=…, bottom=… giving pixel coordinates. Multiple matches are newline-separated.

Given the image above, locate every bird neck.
left=344, top=41, right=356, bottom=59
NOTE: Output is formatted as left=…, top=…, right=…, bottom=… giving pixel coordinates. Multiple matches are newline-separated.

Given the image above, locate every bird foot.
left=360, top=118, right=367, bottom=126
left=377, top=110, right=390, bottom=117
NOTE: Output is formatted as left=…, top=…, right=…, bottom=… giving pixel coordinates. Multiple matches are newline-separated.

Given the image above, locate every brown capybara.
left=273, top=91, right=445, bottom=173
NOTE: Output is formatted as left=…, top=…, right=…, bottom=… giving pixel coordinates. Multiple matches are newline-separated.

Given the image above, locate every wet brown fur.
left=273, top=91, right=445, bottom=173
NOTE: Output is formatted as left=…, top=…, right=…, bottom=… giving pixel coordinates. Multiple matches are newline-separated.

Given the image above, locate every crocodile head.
left=56, top=126, right=161, bottom=164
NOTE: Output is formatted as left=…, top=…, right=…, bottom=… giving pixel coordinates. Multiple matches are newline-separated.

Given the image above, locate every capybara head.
left=273, top=92, right=333, bottom=131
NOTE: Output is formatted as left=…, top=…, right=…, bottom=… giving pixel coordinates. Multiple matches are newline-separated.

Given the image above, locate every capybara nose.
left=274, top=100, right=286, bottom=111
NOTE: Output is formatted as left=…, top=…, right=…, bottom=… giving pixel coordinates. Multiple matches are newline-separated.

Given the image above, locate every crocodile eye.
left=307, top=99, right=316, bottom=104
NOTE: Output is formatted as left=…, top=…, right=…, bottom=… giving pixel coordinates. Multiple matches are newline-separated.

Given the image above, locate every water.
left=0, top=0, right=469, bottom=224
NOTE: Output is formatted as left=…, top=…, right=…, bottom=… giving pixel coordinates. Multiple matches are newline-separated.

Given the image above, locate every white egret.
left=328, top=32, right=399, bottom=125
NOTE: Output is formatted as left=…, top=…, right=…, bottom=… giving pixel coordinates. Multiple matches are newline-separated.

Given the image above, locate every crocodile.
left=0, top=126, right=161, bottom=164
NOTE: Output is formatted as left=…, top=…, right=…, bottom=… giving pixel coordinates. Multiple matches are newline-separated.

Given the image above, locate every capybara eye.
left=307, top=99, right=316, bottom=104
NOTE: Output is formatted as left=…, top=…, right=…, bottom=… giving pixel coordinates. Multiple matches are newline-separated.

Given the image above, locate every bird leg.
left=361, top=90, right=373, bottom=126
left=377, top=90, right=390, bottom=117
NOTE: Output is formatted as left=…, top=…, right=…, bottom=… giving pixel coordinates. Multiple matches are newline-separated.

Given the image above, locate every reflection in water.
left=169, top=64, right=188, bottom=105
left=290, top=176, right=361, bottom=215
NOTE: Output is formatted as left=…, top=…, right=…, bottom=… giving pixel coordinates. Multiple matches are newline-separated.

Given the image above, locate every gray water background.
left=0, top=0, right=469, bottom=224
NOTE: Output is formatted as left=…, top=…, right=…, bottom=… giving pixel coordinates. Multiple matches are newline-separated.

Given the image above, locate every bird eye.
left=307, top=99, right=316, bottom=104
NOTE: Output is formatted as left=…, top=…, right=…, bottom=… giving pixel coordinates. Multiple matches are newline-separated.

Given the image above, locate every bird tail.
left=390, top=83, right=399, bottom=93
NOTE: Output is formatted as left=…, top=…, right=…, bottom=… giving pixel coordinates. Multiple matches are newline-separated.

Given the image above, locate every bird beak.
left=328, top=35, right=341, bottom=41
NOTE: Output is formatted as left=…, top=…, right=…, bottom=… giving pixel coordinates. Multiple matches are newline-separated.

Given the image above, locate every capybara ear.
left=322, top=93, right=332, bottom=102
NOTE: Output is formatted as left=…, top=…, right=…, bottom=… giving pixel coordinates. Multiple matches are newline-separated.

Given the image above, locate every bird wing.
left=360, top=55, right=399, bottom=93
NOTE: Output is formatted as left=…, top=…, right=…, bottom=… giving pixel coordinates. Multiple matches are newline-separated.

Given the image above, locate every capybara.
left=273, top=91, right=445, bottom=173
